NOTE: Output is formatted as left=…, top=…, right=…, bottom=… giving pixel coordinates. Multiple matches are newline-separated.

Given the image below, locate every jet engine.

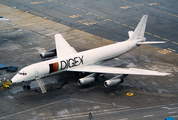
left=78, top=73, right=96, bottom=86
left=104, top=79, right=122, bottom=87
left=40, top=48, right=56, bottom=58
left=104, top=74, right=128, bottom=87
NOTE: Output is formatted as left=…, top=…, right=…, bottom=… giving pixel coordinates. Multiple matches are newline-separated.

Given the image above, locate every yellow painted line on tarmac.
left=86, top=12, right=93, bottom=15
left=122, top=0, right=178, bottom=17
left=83, top=23, right=89, bottom=25
left=163, top=38, right=169, bottom=41
left=157, top=49, right=172, bottom=54
left=0, top=23, right=35, bottom=30
left=154, top=35, right=161, bottom=38
left=59, top=1, right=177, bottom=48
left=65, top=4, right=69, bottom=6
left=97, top=16, right=105, bottom=19
left=94, top=14, right=99, bottom=16
left=100, top=16, right=105, bottom=19
left=69, top=14, right=82, bottom=18
left=107, top=19, right=112, bottom=21
left=145, top=32, right=152, bottom=35
left=143, top=6, right=178, bottom=17
left=122, top=23, right=127, bottom=26
left=167, top=48, right=176, bottom=52
left=172, top=41, right=178, bottom=45
left=70, top=6, right=75, bottom=8
left=115, top=21, right=120, bottom=24
left=102, top=19, right=111, bottom=21
left=129, top=26, right=135, bottom=29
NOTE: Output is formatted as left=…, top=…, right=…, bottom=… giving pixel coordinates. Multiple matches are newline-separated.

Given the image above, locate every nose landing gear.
left=22, top=83, right=31, bottom=90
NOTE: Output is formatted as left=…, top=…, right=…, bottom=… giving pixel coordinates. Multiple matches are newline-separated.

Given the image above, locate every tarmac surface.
left=0, top=1, right=178, bottom=120
left=1, top=0, right=178, bottom=53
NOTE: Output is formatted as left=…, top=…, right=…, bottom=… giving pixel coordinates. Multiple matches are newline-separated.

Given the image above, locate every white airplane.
left=11, top=15, right=170, bottom=93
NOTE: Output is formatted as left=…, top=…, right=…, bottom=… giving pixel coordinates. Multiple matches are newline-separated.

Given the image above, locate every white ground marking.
left=163, top=107, right=178, bottom=110
left=172, top=115, right=178, bottom=118
left=0, top=98, right=128, bottom=120
left=143, top=114, right=153, bottom=117
left=71, top=98, right=129, bottom=108
left=0, top=99, right=67, bottom=120
left=118, top=118, right=128, bottom=120
left=1, top=98, right=178, bottom=120
left=168, top=111, right=177, bottom=114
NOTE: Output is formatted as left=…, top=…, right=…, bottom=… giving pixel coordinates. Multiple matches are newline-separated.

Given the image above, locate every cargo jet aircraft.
left=11, top=15, right=170, bottom=93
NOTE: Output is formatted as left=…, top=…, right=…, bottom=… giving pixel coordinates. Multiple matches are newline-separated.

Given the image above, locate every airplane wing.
left=67, top=65, right=170, bottom=76
left=137, top=41, right=166, bottom=45
left=55, top=34, right=77, bottom=57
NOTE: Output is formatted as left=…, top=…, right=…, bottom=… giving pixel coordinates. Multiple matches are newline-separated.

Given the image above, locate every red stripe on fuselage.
left=53, top=63, right=56, bottom=72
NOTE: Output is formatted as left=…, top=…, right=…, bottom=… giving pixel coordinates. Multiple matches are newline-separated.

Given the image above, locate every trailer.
left=165, top=117, right=175, bottom=120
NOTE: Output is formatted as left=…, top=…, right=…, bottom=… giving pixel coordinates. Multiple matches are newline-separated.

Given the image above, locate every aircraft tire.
left=23, top=85, right=26, bottom=89
left=27, top=85, right=31, bottom=89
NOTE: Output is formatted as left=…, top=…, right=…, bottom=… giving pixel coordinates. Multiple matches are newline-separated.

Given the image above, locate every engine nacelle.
left=78, top=77, right=95, bottom=86
left=104, top=74, right=128, bottom=88
left=104, top=79, right=122, bottom=87
left=40, top=49, right=56, bottom=58
left=78, top=73, right=96, bottom=86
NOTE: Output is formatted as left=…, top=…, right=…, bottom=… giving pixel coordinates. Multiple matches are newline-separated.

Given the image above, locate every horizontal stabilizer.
left=137, top=41, right=166, bottom=45
left=128, top=31, right=134, bottom=39
left=68, top=65, right=170, bottom=76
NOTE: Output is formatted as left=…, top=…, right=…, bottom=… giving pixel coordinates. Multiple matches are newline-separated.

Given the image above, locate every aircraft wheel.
left=23, top=85, right=26, bottom=89
left=120, top=79, right=124, bottom=83
left=27, top=85, right=31, bottom=89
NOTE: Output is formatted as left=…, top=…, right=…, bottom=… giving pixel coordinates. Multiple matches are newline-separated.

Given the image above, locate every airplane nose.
left=11, top=74, right=19, bottom=84
left=11, top=77, right=16, bottom=84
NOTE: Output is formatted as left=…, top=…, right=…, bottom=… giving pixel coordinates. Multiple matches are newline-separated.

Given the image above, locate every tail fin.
left=129, top=15, right=148, bottom=40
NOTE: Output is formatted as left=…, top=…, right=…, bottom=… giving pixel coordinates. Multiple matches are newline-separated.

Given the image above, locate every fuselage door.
left=34, top=68, right=39, bottom=78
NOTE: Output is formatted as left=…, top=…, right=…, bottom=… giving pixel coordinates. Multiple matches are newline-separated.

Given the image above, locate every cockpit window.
left=18, top=71, right=27, bottom=75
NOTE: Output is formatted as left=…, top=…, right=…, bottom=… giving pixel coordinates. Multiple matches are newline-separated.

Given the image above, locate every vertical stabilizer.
left=129, top=15, right=148, bottom=40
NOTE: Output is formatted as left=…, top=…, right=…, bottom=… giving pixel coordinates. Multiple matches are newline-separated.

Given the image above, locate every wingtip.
left=165, top=73, right=171, bottom=76
left=159, top=72, right=171, bottom=76
left=55, top=34, right=62, bottom=37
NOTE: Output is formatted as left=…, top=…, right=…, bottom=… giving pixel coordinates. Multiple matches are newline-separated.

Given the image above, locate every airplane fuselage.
left=12, top=39, right=139, bottom=83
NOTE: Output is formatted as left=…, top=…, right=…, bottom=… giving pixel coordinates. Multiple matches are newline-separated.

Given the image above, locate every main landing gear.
left=22, top=78, right=47, bottom=94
